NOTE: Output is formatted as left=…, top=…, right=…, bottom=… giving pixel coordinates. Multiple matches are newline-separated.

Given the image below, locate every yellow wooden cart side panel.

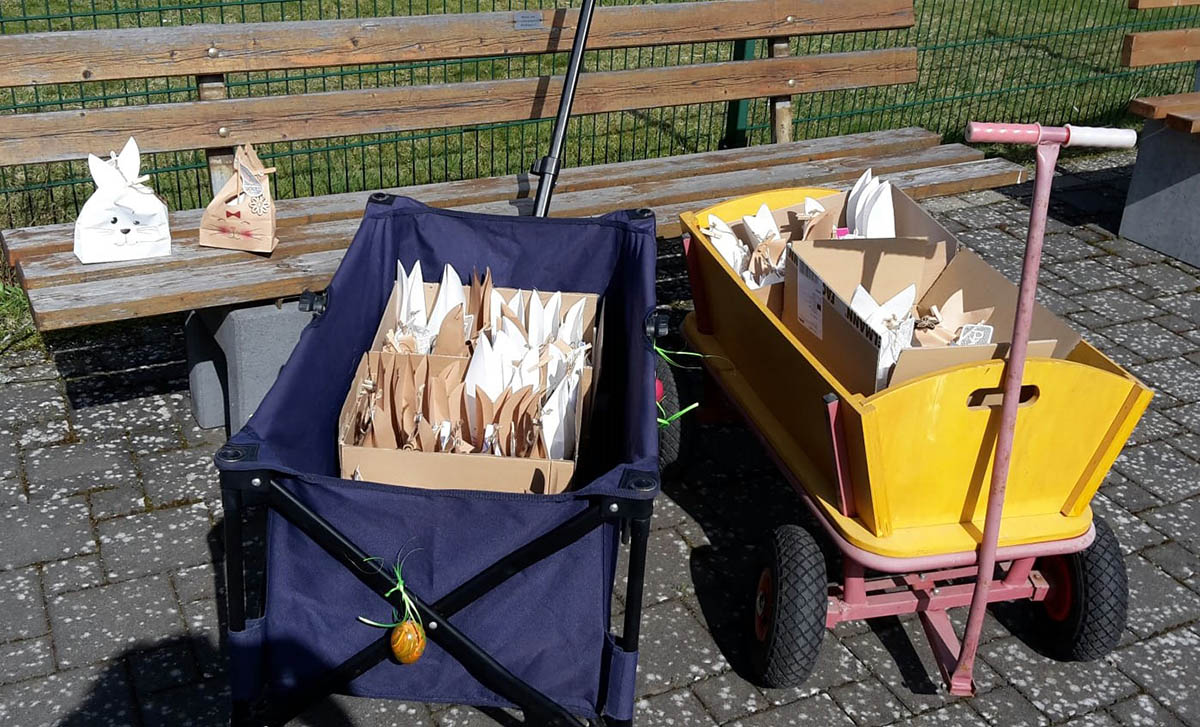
left=863, top=356, right=1147, bottom=530
left=1062, top=384, right=1153, bottom=517
left=689, top=187, right=843, bottom=224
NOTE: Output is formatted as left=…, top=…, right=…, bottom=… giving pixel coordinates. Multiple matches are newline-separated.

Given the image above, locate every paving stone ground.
left=2, top=152, right=1199, bottom=725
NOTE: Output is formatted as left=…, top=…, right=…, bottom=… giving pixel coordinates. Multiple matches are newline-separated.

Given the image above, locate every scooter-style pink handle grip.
left=965, top=121, right=1136, bottom=149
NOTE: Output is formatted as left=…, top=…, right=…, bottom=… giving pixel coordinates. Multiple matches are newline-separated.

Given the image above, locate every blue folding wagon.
left=215, top=192, right=660, bottom=726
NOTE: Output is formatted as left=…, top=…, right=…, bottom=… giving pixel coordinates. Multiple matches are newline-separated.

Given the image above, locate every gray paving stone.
left=15, top=418, right=71, bottom=448
left=1072, top=225, right=1113, bottom=243
left=959, top=189, right=1009, bottom=206
left=1036, top=287, right=1085, bottom=316
left=1059, top=711, right=1120, bottom=727
left=980, top=637, right=1137, bottom=722
left=829, top=675, right=912, bottom=727
left=635, top=688, right=718, bottom=726
left=433, top=705, right=516, bottom=727
left=181, top=598, right=223, bottom=678
left=97, top=504, right=213, bottom=581
left=88, top=483, right=149, bottom=520
left=0, top=496, right=96, bottom=569
left=0, top=433, right=19, bottom=481
left=1109, top=694, right=1187, bottom=727
left=1091, top=493, right=1166, bottom=556
left=1171, top=432, right=1200, bottom=461
left=843, top=616, right=999, bottom=714
left=890, top=702, right=987, bottom=727
left=1077, top=290, right=1163, bottom=325
left=138, top=677, right=230, bottom=727
left=1114, top=627, right=1200, bottom=724
left=727, top=693, right=854, bottom=727
left=1099, top=471, right=1163, bottom=514
left=1071, top=310, right=1122, bottom=334
left=1099, top=321, right=1198, bottom=362
left=1143, top=541, right=1199, bottom=588
left=48, top=575, right=186, bottom=668
left=1125, top=262, right=1200, bottom=296
left=637, top=600, right=730, bottom=695
left=72, top=394, right=177, bottom=443
left=172, top=562, right=219, bottom=603
left=948, top=204, right=1011, bottom=230
left=1043, top=232, right=1102, bottom=262
left=691, top=672, right=768, bottom=723
left=42, top=553, right=105, bottom=595
left=128, top=641, right=199, bottom=695
left=23, top=441, right=136, bottom=500
left=1112, top=441, right=1200, bottom=503
left=1126, top=409, right=1184, bottom=446
left=1143, top=496, right=1200, bottom=555
left=1151, top=292, right=1200, bottom=323
left=297, top=696, right=434, bottom=726
left=1097, top=238, right=1166, bottom=265
left=1050, top=259, right=1136, bottom=292
left=1039, top=271, right=1086, bottom=298
left=1161, top=400, right=1200, bottom=434
left=0, top=664, right=136, bottom=727
left=0, top=635, right=54, bottom=685
left=1123, top=554, right=1200, bottom=637
left=1131, top=358, right=1200, bottom=402
left=141, top=448, right=221, bottom=507
left=921, top=196, right=972, bottom=214
left=0, top=566, right=47, bottom=642
left=617, top=527, right=694, bottom=607
left=1151, top=312, right=1194, bottom=332
left=0, top=381, right=67, bottom=425
left=971, top=685, right=1048, bottom=727
left=128, top=420, right=185, bottom=456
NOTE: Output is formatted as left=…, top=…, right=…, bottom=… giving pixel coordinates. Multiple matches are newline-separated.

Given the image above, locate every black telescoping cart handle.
left=530, top=0, right=598, bottom=218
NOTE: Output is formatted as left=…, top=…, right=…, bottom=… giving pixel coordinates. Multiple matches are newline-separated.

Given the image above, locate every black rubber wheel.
left=656, top=355, right=693, bottom=478
left=751, top=524, right=827, bottom=688
left=1030, top=516, right=1127, bottom=662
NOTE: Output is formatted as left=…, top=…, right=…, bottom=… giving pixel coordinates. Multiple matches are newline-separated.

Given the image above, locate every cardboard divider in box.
left=370, top=281, right=601, bottom=354
left=782, top=186, right=1079, bottom=396
left=338, top=351, right=594, bottom=494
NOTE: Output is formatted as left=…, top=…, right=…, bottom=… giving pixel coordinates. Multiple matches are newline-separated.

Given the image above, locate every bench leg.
left=1120, top=119, right=1200, bottom=267
left=185, top=302, right=312, bottom=433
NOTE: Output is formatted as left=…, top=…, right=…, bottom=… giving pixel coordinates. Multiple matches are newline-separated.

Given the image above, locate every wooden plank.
left=1164, top=110, right=1200, bottom=133
left=1122, top=28, right=1200, bottom=68
left=1, top=49, right=917, bottom=165
left=0, top=0, right=913, bottom=88
left=197, top=74, right=235, bottom=195
left=3, top=127, right=943, bottom=264
left=1129, top=91, right=1200, bottom=118
left=22, top=155, right=1025, bottom=330
left=17, top=140, right=966, bottom=289
left=1129, top=0, right=1200, bottom=8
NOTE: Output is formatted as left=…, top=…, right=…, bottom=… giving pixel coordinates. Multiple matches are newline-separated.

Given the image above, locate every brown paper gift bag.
left=199, top=145, right=278, bottom=253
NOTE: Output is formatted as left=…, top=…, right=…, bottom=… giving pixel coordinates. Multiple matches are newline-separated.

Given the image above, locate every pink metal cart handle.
left=948, top=121, right=1136, bottom=696
left=965, top=122, right=1137, bottom=149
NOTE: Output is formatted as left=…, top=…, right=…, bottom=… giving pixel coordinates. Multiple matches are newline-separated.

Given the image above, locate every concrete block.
left=1121, top=120, right=1200, bottom=268
left=198, top=302, right=312, bottom=433
left=185, top=311, right=225, bottom=431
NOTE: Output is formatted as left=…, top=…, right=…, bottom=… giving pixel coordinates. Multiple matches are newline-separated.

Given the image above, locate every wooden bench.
left=0, top=0, right=1026, bottom=428
left=1121, top=3, right=1200, bottom=264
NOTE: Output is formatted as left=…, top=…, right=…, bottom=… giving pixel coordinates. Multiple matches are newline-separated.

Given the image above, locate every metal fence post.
left=719, top=39, right=757, bottom=149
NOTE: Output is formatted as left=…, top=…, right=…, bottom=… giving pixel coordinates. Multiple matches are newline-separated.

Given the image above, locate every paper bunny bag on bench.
left=199, top=145, right=278, bottom=253
left=73, top=137, right=172, bottom=265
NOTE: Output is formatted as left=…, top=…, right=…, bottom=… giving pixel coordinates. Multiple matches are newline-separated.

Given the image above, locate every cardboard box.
left=370, top=282, right=601, bottom=354
left=782, top=186, right=1079, bottom=395
left=338, top=351, right=593, bottom=494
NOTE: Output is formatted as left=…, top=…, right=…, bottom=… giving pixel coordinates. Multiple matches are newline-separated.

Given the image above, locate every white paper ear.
left=853, top=178, right=881, bottom=236
left=116, top=137, right=140, bottom=183
left=804, top=197, right=826, bottom=216
left=845, top=169, right=873, bottom=232
left=88, top=154, right=126, bottom=190
left=741, top=204, right=779, bottom=249
left=861, top=181, right=895, bottom=238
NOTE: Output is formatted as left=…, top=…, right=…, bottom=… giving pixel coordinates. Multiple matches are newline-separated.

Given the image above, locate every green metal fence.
left=2, top=0, right=1199, bottom=229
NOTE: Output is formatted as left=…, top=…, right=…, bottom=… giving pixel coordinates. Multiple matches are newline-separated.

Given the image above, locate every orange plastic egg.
left=391, top=620, right=426, bottom=664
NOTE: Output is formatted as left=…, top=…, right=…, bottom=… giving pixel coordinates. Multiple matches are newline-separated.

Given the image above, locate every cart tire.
left=1032, top=516, right=1127, bottom=662
left=656, top=356, right=692, bottom=478
left=751, top=525, right=826, bottom=688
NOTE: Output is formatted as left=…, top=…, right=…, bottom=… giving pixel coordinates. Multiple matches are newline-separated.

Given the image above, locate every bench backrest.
left=0, top=0, right=916, bottom=200
left=1122, top=1, right=1200, bottom=131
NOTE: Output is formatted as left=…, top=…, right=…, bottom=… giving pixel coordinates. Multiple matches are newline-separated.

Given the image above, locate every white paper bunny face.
left=73, top=138, right=171, bottom=264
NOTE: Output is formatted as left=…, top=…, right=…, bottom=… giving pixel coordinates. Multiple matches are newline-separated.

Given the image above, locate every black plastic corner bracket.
left=644, top=308, right=670, bottom=340
left=298, top=289, right=328, bottom=314
left=216, top=443, right=259, bottom=465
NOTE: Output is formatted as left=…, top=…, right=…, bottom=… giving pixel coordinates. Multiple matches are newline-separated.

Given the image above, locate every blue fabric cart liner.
left=217, top=195, right=658, bottom=720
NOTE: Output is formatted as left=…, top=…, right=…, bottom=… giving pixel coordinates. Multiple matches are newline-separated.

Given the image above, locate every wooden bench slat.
left=1129, top=0, right=1200, bottom=8
left=1, top=49, right=917, bottom=165
left=17, top=143, right=976, bottom=290
left=0, top=0, right=913, bottom=88
left=1122, top=28, right=1200, bottom=67
left=1129, top=91, right=1200, bottom=119
left=22, top=151, right=1024, bottom=330
left=1164, top=110, right=1200, bottom=133
left=4, top=127, right=941, bottom=264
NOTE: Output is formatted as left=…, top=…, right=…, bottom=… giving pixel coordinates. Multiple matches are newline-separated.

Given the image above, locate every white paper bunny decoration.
left=73, top=137, right=171, bottom=264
